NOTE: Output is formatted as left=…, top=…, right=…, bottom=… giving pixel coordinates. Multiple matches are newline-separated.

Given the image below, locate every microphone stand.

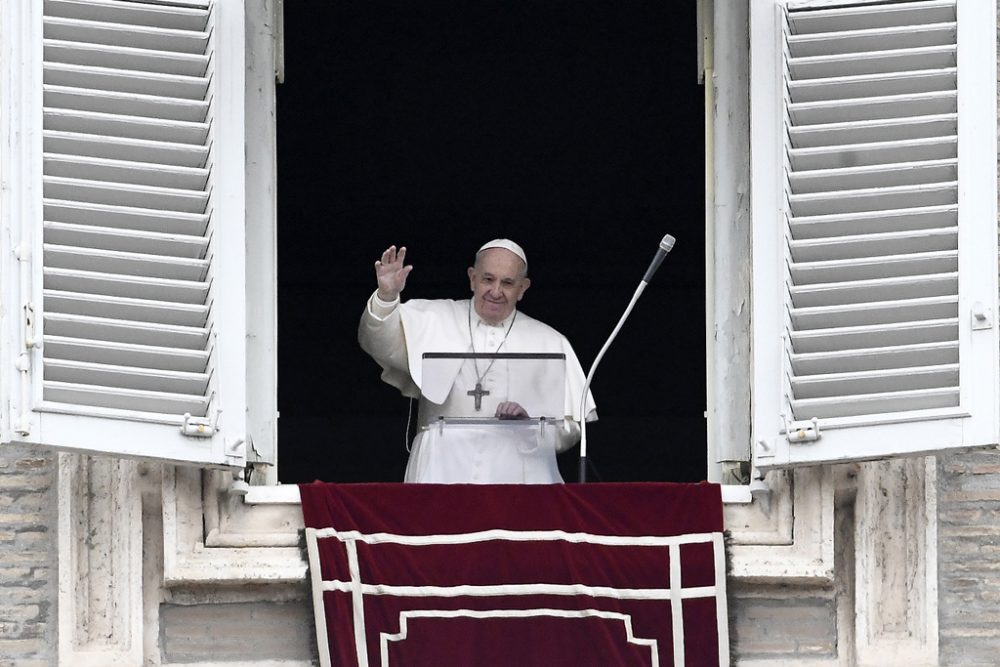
left=578, top=283, right=648, bottom=482
left=578, top=234, right=674, bottom=483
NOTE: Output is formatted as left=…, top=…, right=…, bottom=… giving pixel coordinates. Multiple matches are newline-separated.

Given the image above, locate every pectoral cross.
left=468, top=382, right=490, bottom=411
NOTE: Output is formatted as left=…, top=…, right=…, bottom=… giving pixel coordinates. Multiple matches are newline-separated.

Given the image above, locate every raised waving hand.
left=374, top=245, right=413, bottom=302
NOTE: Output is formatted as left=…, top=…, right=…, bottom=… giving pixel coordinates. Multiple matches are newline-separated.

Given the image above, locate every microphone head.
left=659, top=234, right=676, bottom=253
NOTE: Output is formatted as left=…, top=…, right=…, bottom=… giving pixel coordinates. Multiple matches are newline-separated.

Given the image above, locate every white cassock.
left=359, top=292, right=597, bottom=484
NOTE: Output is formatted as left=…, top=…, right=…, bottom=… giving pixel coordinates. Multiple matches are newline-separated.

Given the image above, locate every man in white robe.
left=359, top=239, right=596, bottom=483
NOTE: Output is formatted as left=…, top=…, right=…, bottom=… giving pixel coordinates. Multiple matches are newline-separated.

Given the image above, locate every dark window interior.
left=276, top=2, right=706, bottom=483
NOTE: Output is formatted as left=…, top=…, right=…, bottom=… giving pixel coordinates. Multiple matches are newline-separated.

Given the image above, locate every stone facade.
left=938, top=451, right=1000, bottom=665
left=0, top=446, right=57, bottom=667
left=3, top=1, right=1000, bottom=665
left=3, top=447, right=997, bottom=665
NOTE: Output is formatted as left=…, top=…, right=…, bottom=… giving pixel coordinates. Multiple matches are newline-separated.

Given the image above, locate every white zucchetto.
left=477, top=239, right=527, bottom=270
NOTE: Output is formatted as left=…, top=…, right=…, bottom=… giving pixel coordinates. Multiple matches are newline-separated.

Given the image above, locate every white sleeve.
left=367, top=291, right=400, bottom=320
left=359, top=291, right=409, bottom=374
left=554, top=418, right=581, bottom=453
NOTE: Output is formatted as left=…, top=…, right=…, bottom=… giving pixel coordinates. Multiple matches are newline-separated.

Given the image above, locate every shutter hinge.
left=785, top=417, right=820, bottom=443
left=14, top=303, right=36, bottom=437
left=23, top=302, right=36, bottom=349
left=181, top=410, right=220, bottom=438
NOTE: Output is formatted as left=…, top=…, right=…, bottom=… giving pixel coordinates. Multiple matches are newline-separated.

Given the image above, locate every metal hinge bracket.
left=23, top=302, right=36, bottom=349
left=181, top=410, right=220, bottom=438
left=785, top=417, right=820, bottom=443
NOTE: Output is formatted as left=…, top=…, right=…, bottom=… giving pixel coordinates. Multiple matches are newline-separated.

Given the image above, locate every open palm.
left=375, top=245, right=413, bottom=301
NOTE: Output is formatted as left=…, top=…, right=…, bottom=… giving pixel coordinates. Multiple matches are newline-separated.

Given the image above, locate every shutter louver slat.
left=788, top=205, right=956, bottom=238
left=45, top=85, right=210, bottom=122
left=44, top=291, right=209, bottom=326
left=786, top=1, right=955, bottom=33
left=786, top=23, right=956, bottom=58
left=789, top=227, right=957, bottom=262
left=44, top=268, right=208, bottom=304
left=791, top=341, right=958, bottom=375
left=789, top=137, right=956, bottom=172
left=789, top=250, right=957, bottom=284
left=45, top=63, right=209, bottom=100
left=788, top=159, right=956, bottom=193
left=789, top=92, right=957, bottom=126
left=43, top=40, right=209, bottom=77
left=789, top=318, right=958, bottom=353
left=39, top=0, right=218, bottom=419
left=44, top=177, right=209, bottom=212
left=791, top=364, right=959, bottom=399
left=788, top=70, right=956, bottom=104
left=781, top=1, right=963, bottom=422
left=44, top=131, right=209, bottom=167
left=44, top=221, right=209, bottom=258
left=44, top=109, right=209, bottom=144
left=44, top=0, right=209, bottom=30
left=789, top=186, right=957, bottom=217
left=44, top=359, right=210, bottom=395
left=790, top=273, right=957, bottom=308
left=790, top=387, right=958, bottom=419
left=44, top=16, right=210, bottom=54
left=44, top=382, right=210, bottom=415
left=790, top=295, right=958, bottom=329
left=44, top=313, right=209, bottom=349
left=43, top=245, right=209, bottom=281
left=788, top=46, right=956, bottom=80
left=43, top=336, right=210, bottom=373
left=44, top=154, right=210, bottom=189
left=788, top=115, right=956, bottom=147
left=43, top=200, right=209, bottom=236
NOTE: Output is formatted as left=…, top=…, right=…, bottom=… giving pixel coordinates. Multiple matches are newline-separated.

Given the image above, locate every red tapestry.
left=299, top=482, right=728, bottom=667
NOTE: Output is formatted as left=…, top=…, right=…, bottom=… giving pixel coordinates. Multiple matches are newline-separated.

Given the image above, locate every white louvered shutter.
left=0, top=0, right=247, bottom=467
left=750, top=0, right=998, bottom=469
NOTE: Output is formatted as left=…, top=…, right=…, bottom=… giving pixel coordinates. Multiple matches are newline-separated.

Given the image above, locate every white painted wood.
left=0, top=0, right=45, bottom=443
left=0, top=0, right=248, bottom=468
left=707, top=0, right=752, bottom=473
left=244, top=0, right=279, bottom=470
left=206, top=0, right=250, bottom=465
left=751, top=0, right=999, bottom=469
left=702, top=0, right=717, bottom=481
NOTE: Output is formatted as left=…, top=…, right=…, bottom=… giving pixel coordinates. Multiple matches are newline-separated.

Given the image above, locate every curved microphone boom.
left=578, top=234, right=675, bottom=483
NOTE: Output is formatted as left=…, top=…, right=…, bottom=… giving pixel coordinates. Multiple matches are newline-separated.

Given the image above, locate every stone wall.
left=937, top=451, right=1000, bottom=665
left=728, top=586, right=838, bottom=660
left=160, top=601, right=315, bottom=663
left=0, top=445, right=57, bottom=667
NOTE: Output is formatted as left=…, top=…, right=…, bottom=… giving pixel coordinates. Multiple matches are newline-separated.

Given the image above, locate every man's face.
left=467, top=248, right=531, bottom=325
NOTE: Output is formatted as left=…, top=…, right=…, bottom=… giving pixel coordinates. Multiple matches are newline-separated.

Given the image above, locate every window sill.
left=245, top=483, right=301, bottom=504
left=196, top=473, right=832, bottom=585
left=244, top=482, right=753, bottom=505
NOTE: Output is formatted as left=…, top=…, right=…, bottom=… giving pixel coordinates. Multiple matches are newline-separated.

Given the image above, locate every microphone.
left=641, top=234, right=676, bottom=284
left=579, top=234, right=676, bottom=483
